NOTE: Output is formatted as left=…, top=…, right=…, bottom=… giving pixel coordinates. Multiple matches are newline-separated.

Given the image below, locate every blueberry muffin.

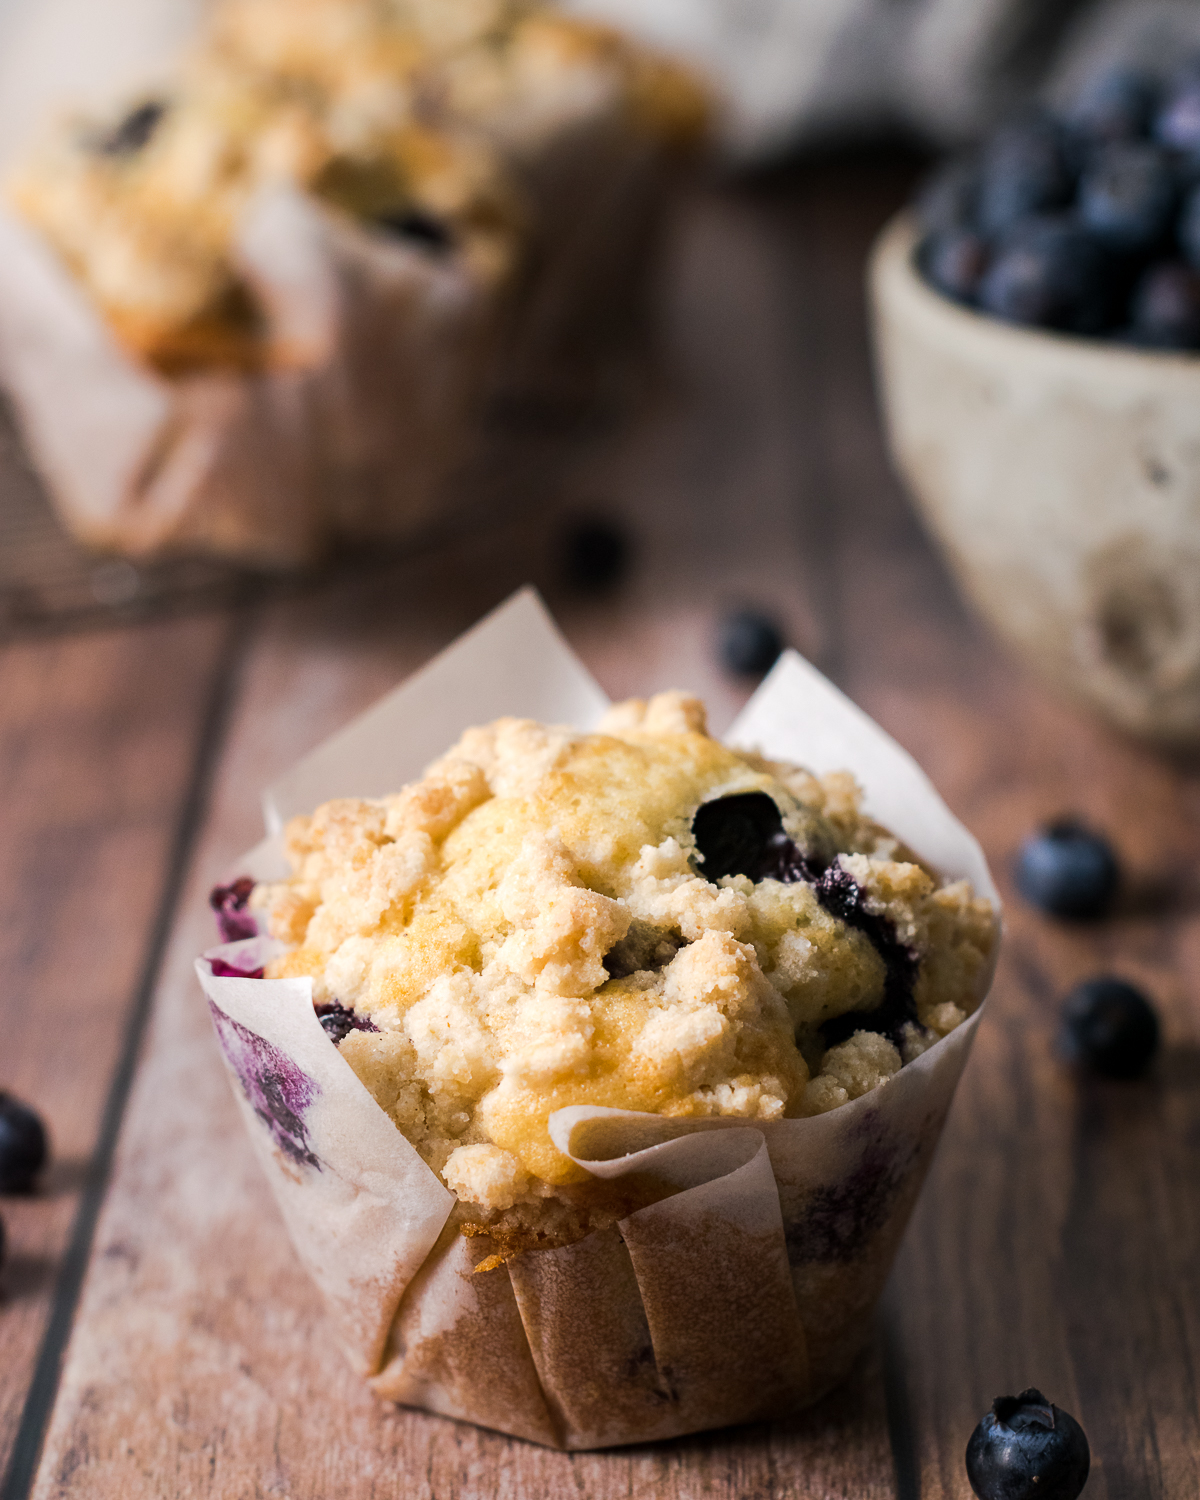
left=8, top=20, right=519, bottom=372
left=254, top=691, right=997, bottom=1263
left=8, top=0, right=705, bottom=376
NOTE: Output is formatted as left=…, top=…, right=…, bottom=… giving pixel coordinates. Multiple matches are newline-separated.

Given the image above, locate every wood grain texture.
left=9, top=150, right=1200, bottom=1500
left=884, top=684, right=1200, bottom=1500
left=0, top=613, right=242, bottom=1486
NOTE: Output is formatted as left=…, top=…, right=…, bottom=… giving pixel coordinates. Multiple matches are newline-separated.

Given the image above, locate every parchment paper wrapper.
left=197, top=588, right=1000, bottom=1449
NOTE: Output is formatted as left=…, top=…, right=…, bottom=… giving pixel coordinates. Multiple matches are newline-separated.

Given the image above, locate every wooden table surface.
left=2, top=152, right=1199, bottom=1500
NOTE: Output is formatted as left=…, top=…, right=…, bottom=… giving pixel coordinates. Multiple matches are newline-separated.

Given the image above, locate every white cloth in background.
left=563, top=0, right=1200, bottom=156
left=0, top=0, right=1197, bottom=168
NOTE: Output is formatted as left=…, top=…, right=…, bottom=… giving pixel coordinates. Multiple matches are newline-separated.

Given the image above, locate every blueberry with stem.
left=966, top=1389, right=1090, bottom=1500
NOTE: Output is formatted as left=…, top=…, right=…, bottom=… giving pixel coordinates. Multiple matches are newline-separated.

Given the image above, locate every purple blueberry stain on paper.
left=210, top=956, right=265, bottom=979
left=209, top=876, right=258, bottom=943
left=785, top=1116, right=919, bottom=1265
left=785, top=1149, right=903, bottom=1264
left=208, top=1002, right=321, bottom=1169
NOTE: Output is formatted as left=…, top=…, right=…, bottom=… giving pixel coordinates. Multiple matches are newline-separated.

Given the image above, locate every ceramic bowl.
left=870, top=211, right=1200, bottom=747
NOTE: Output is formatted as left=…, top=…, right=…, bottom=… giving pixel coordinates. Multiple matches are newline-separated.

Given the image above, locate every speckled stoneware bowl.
left=870, top=211, right=1200, bottom=747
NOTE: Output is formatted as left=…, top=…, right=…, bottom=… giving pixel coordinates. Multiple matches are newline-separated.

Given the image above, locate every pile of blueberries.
left=917, top=61, right=1200, bottom=348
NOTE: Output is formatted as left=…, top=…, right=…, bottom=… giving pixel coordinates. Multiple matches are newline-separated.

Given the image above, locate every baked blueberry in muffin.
left=254, top=691, right=997, bottom=1257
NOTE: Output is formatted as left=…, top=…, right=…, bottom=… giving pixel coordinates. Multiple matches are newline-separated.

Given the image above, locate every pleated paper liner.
left=197, top=589, right=999, bottom=1449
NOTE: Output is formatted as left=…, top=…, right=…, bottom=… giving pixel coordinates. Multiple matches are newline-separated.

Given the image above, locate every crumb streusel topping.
left=256, top=692, right=997, bottom=1249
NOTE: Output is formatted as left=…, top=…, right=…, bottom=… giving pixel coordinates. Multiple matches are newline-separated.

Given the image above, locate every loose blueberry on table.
left=915, top=57, right=1200, bottom=350
left=717, top=609, right=784, bottom=677
left=966, top=1389, right=1090, bottom=1500
left=0, top=1092, right=49, bottom=1194
left=1058, top=976, right=1160, bottom=1079
left=1013, top=821, right=1119, bottom=920
left=561, top=517, right=629, bottom=591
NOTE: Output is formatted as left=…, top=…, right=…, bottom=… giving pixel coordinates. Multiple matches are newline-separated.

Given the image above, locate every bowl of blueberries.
left=870, top=61, right=1200, bottom=746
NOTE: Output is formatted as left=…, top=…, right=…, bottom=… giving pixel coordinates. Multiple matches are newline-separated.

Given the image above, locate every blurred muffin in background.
left=0, top=0, right=708, bottom=566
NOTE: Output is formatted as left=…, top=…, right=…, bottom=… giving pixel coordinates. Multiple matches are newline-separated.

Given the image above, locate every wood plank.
left=882, top=682, right=1200, bottom=1500
left=0, top=612, right=243, bottom=1490
left=776, top=156, right=1200, bottom=1499
left=23, top=175, right=902, bottom=1498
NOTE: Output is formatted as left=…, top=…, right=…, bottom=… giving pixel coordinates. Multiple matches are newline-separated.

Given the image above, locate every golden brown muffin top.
left=255, top=691, right=997, bottom=1240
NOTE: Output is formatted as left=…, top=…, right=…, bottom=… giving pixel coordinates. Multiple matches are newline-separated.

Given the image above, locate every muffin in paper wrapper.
left=0, top=8, right=704, bottom=570
left=197, top=589, right=999, bottom=1449
left=0, top=189, right=497, bottom=568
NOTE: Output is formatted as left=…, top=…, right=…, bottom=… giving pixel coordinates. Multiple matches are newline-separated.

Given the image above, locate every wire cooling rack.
left=0, top=401, right=255, bottom=640
left=0, top=376, right=612, bottom=643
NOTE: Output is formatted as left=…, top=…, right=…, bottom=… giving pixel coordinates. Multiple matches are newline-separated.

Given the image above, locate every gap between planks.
left=1, top=609, right=255, bottom=1500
